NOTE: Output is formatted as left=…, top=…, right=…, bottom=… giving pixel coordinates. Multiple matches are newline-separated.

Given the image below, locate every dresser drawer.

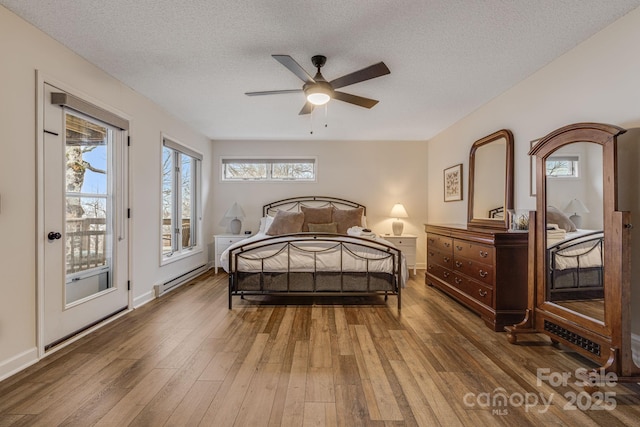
left=216, top=236, right=248, bottom=255
left=427, top=248, right=453, bottom=269
left=453, top=239, right=494, bottom=264
left=427, top=234, right=453, bottom=254
left=453, top=257, right=494, bottom=286
left=426, top=263, right=454, bottom=286
left=453, top=274, right=494, bottom=307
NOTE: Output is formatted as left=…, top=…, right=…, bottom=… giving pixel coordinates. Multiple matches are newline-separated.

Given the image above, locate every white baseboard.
left=0, top=347, right=38, bottom=382
left=133, top=290, right=155, bottom=308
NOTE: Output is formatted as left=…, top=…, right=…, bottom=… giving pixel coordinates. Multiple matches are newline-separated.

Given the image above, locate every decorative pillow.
left=307, top=222, right=338, bottom=233
left=332, top=207, right=365, bottom=234
left=301, top=206, right=334, bottom=232
left=547, top=206, right=577, bottom=232
left=266, top=210, right=304, bottom=235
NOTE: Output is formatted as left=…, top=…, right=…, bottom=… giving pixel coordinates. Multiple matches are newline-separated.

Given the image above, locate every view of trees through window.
left=222, top=158, right=315, bottom=181
left=65, top=113, right=110, bottom=275
left=546, top=156, right=579, bottom=177
left=162, top=140, right=200, bottom=258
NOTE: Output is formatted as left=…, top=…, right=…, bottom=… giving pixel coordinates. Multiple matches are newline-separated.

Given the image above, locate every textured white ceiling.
left=2, top=1, right=640, bottom=140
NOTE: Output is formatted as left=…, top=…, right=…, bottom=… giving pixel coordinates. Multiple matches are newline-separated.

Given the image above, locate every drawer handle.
left=428, top=238, right=435, bottom=243
left=443, top=271, right=450, bottom=278
left=443, top=257, right=450, bottom=263
left=428, top=251, right=434, bottom=257
left=455, top=245, right=463, bottom=251
left=478, top=289, right=487, bottom=297
left=444, top=242, right=451, bottom=247
left=479, top=250, right=488, bottom=258
left=479, top=270, right=488, bottom=278
left=455, top=261, right=463, bottom=268
left=454, top=277, right=462, bottom=284
left=428, top=264, right=433, bottom=270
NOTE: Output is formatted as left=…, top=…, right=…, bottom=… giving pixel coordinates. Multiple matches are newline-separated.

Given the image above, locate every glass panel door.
left=64, top=112, right=113, bottom=305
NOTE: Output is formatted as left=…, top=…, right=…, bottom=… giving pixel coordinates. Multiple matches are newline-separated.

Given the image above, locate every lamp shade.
left=390, top=203, right=409, bottom=218
left=224, top=202, right=245, bottom=219
left=564, top=198, right=589, bottom=214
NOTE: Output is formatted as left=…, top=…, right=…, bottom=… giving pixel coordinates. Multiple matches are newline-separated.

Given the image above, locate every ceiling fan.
left=245, top=55, right=390, bottom=115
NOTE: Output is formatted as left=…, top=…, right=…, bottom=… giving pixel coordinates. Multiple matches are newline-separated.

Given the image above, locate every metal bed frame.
left=227, top=197, right=401, bottom=309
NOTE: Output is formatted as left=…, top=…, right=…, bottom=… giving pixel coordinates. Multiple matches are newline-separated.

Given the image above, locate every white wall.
left=426, top=7, right=640, bottom=335
left=211, top=139, right=427, bottom=266
left=0, top=6, right=213, bottom=380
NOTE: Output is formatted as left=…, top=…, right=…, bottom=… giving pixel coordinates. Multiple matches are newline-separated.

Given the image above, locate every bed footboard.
left=227, top=234, right=402, bottom=309
left=547, top=231, right=604, bottom=301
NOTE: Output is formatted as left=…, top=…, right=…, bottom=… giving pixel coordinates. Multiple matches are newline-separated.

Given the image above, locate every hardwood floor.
left=1, top=271, right=639, bottom=426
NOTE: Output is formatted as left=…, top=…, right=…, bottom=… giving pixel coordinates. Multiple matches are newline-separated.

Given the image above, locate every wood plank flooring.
left=1, top=271, right=639, bottom=426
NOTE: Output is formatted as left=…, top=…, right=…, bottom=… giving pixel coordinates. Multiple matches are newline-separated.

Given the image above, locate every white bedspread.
left=548, top=229, right=603, bottom=271
left=220, top=231, right=408, bottom=287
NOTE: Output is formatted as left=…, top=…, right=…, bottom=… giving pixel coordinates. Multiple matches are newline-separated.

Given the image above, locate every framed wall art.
left=444, top=163, right=463, bottom=202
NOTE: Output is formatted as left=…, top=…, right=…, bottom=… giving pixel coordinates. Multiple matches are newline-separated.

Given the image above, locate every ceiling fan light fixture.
left=304, top=84, right=332, bottom=106
left=306, top=92, right=331, bottom=106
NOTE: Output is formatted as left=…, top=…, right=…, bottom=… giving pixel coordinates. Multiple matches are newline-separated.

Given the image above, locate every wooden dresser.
left=424, top=224, right=528, bottom=331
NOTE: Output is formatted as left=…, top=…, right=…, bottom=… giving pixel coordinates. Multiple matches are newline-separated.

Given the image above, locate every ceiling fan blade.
left=298, top=102, right=314, bottom=115
left=245, top=89, right=302, bottom=96
left=333, top=91, right=379, bottom=109
left=329, top=62, right=390, bottom=89
left=272, top=55, right=316, bottom=84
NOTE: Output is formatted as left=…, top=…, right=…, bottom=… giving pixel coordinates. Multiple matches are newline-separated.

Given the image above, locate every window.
left=221, top=158, right=316, bottom=181
left=162, top=137, right=202, bottom=260
left=546, top=155, right=579, bottom=178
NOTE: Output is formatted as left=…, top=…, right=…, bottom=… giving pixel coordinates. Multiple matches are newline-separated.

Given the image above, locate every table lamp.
left=225, top=202, right=245, bottom=234
left=390, top=203, right=409, bottom=236
left=564, top=198, right=589, bottom=228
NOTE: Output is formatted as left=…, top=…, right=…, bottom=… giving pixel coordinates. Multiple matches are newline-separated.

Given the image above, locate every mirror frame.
left=467, top=129, right=514, bottom=230
left=530, top=123, right=622, bottom=338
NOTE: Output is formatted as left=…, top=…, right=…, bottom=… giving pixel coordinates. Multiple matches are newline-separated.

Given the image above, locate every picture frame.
left=530, top=138, right=540, bottom=196
left=443, top=163, right=463, bottom=202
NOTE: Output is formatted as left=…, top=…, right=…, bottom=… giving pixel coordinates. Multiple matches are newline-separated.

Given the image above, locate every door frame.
left=35, top=71, right=133, bottom=357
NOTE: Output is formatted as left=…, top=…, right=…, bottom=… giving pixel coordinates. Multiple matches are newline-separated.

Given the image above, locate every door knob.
left=48, top=232, right=62, bottom=240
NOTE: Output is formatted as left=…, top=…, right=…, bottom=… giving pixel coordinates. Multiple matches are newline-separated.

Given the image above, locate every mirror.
left=545, top=142, right=604, bottom=323
left=468, top=129, right=514, bottom=230
left=506, top=123, right=640, bottom=379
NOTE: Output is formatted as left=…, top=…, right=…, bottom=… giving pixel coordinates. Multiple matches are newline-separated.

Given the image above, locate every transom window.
left=546, top=155, right=579, bottom=178
left=221, top=158, right=316, bottom=182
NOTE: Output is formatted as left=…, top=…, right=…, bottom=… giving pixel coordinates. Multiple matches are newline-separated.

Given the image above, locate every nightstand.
left=214, top=234, right=251, bottom=273
left=383, top=234, right=417, bottom=275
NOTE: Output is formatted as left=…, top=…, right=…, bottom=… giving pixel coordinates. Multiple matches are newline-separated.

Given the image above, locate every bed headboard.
left=263, top=196, right=366, bottom=216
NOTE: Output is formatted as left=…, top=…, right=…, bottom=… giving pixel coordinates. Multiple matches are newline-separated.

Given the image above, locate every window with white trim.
left=221, top=157, right=316, bottom=181
left=546, top=155, right=579, bottom=178
left=162, top=137, right=201, bottom=260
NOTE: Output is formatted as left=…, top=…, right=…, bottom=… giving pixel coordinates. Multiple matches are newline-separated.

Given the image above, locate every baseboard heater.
left=154, top=264, right=207, bottom=297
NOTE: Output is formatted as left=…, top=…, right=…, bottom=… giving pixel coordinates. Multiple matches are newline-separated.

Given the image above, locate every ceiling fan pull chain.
left=324, top=104, right=328, bottom=128
left=310, top=108, right=314, bottom=134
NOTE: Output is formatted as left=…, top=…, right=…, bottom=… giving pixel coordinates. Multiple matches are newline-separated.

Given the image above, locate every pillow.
left=307, top=222, right=338, bottom=233
left=301, top=206, right=334, bottom=232
left=547, top=206, right=577, bottom=232
left=266, top=210, right=304, bottom=235
left=332, top=207, right=365, bottom=234
left=258, top=215, right=275, bottom=234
